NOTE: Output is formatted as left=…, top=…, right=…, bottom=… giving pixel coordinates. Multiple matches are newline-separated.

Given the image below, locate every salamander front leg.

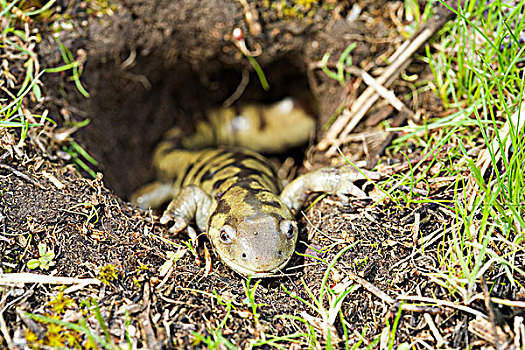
left=280, top=166, right=380, bottom=213
left=131, top=181, right=174, bottom=209
left=160, top=185, right=213, bottom=234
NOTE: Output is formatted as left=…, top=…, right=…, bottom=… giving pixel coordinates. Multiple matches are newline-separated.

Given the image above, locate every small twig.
left=302, top=212, right=346, bottom=244
left=397, top=295, right=488, bottom=319
left=42, top=170, right=65, bottom=189
left=491, top=297, right=525, bottom=308
left=0, top=289, right=14, bottom=350
left=412, top=212, right=421, bottom=246
left=343, top=274, right=440, bottom=315
left=513, top=316, right=524, bottom=348
left=140, top=282, right=160, bottom=350
left=482, top=276, right=501, bottom=349
left=0, top=273, right=100, bottom=286
left=0, top=86, right=17, bottom=100
left=346, top=66, right=415, bottom=118
left=345, top=270, right=396, bottom=304
left=423, top=313, right=445, bottom=346
left=397, top=304, right=442, bottom=314
left=0, top=153, right=10, bottom=162
left=338, top=130, right=389, bottom=144
left=0, top=311, right=13, bottom=350
left=0, top=164, right=47, bottom=190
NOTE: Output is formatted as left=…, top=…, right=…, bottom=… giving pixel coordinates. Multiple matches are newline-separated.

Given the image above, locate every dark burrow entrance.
left=77, top=54, right=315, bottom=200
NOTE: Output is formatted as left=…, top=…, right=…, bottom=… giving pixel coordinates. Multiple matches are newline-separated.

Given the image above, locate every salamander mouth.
left=217, top=252, right=292, bottom=278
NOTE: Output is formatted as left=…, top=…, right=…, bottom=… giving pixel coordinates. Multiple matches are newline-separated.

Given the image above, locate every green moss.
left=85, top=0, right=117, bottom=16
left=264, top=0, right=325, bottom=20
left=97, top=263, right=119, bottom=284
left=25, top=294, right=83, bottom=349
left=48, top=292, right=77, bottom=315
left=294, top=0, right=317, bottom=10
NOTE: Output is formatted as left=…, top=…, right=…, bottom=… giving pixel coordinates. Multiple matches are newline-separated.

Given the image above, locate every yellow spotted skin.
left=133, top=98, right=378, bottom=277
left=151, top=145, right=298, bottom=277
left=175, top=97, right=315, bottom=153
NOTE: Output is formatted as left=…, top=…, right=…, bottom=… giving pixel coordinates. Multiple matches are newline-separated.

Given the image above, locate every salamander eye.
left=219, top=225, right=236, bottom=244
left=280, top=220, right=297, bottom=240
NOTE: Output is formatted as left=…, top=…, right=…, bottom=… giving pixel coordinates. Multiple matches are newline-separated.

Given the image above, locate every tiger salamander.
left=133, top=98, right=379, bottom=277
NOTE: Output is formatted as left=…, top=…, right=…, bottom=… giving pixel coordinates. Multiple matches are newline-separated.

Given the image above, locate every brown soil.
left=2, top=0, right=521, bottom=349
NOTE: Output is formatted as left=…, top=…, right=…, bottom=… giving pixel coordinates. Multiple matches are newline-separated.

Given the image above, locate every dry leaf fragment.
left=159, top=248, right=188, bottom=277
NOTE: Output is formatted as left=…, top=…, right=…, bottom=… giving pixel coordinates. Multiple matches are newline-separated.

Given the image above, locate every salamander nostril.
left=278, top=250, right=283, bottom=257
left=241, top=253, right=247, bottom=260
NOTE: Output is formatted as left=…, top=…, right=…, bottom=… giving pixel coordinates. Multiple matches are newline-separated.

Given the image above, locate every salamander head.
left=208, top=187, right=298, bottom=277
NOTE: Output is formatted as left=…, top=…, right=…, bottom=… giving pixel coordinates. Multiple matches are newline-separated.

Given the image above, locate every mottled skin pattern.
left=153, top=147, right=298, bottom=276
left=176, top=97, right=316, bottom=153
left=133, top=99, right=379, bottom=277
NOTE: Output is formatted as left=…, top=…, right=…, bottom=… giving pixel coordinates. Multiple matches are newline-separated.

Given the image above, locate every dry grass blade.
left=0, top=273, right=101, bottom=286
left=317, top=1, right=457, bottom=152
left=324, top=67, right=416, bottom=156
left=346, top=66, right=415, bottom=117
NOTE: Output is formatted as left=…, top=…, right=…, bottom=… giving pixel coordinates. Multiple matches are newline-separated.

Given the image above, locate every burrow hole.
left=77, top=55, right=314, bottom=199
